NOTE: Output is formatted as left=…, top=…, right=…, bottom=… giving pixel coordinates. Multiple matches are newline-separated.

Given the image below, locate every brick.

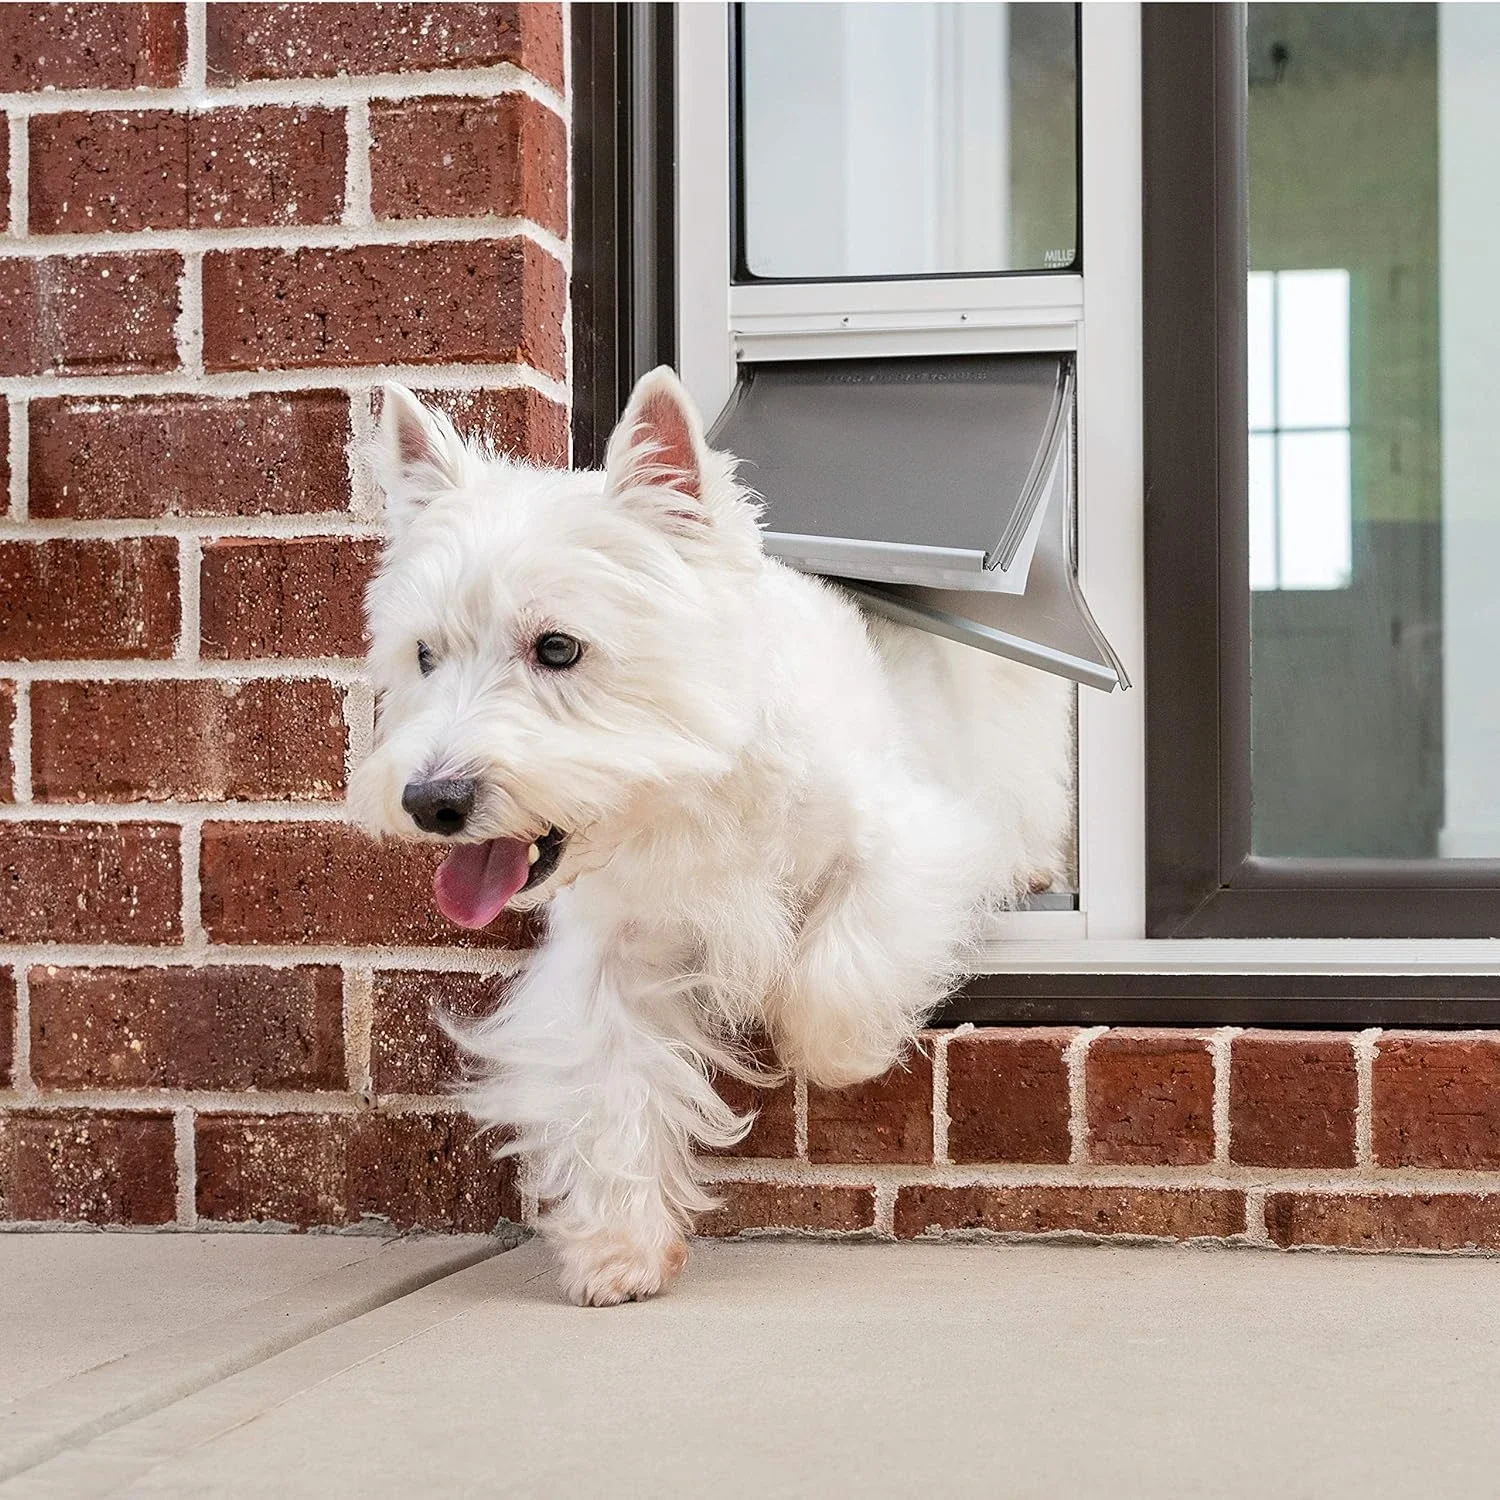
left=30, top=393, right=353, bottom=520
left=200, top=821, right=532, bottom=948
left=0, top=682, right=13, bottom=801
left=1, top=127, right=8, bottom=233
left=370, top=94, right=566, bottom=236
left=0, top=822, right=181, bottom=943
left=0, top=538, right=179, bottom=661
left=0, top=969, right=14, bottom=1085
left=1230, top=1031, right=1357, bottom=1169
left=696, top=1181, right=875, bottom=1237
left=0, top=1110, right=176, bottom=1225
left=807, top=1044, right=932, bottom=1164
left=201, top=240, right=566, bottom=379
left=1087, top=1030, right=1214, bottom=1167
left=31, top=679, right=347, bottom=802
left=29, top=107, right=344, bottom=234
left=0, top=4, right=185, bottom=92
left=371, top=968, right=504, bottom=1095
left=184, top=106, right=341, bottom=227
left=894, top=1185, right=1246, bottom=1241
left=1266, top=1192, right=1500, bottom=1252
left=348, top=1112, right=518, bottom=1231
left=1373, top=1035, right=1500, bottom=1169
left=195, top=1111, right=346, bottom=1227
left=199, top=537, right=377, bottom=660
left=0, top=254, right=180, bottom=377
left=29, top=965, right=344, bottom=1090
left=206, top=3, right=564, bottom=93
left=711, top=1073, right=797, bottom=1160
left=945, top=1029, right=1073, bottom=1164
left=688, top=1031, right=796, bottom=1161
left=195, top=1110, right=519, bottom=1230
left=378, top=385, right=567, bottom=469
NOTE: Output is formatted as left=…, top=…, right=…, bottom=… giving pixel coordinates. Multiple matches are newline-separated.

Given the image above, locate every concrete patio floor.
left=3, top=1233, right=1500, bottom=1498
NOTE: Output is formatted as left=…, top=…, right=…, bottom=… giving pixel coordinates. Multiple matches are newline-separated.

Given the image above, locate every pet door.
left=708, top=353, right=1128, bottom=692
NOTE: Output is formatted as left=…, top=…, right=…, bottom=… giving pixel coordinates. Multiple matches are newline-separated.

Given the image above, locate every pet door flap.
left=708, top=354, right=1129, bottom=691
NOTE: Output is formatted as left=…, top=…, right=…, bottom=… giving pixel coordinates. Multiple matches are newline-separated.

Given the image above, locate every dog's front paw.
left=555, top=1230, right=689, bottom=1307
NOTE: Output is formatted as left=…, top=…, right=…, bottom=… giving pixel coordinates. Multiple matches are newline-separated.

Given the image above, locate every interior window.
left=1247, top=268, right=1353, bottom=592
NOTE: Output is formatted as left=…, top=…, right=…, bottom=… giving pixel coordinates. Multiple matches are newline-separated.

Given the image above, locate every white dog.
left=353, top=369, right=1071, bottom=1305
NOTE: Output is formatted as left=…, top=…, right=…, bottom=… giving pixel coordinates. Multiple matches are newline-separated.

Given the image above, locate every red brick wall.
left=3, top=6, right=1500, bottom=1258
left=0, top=2, right=563, bottom=1230
left=702, top=1028, right=1500, bottom=1253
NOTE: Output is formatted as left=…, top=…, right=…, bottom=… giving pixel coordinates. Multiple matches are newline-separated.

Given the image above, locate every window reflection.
left=1248, top=269, right=1352, bottom=591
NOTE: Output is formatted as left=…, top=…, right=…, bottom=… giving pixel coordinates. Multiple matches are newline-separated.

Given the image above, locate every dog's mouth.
left=432, top=827, right=568, bottom=929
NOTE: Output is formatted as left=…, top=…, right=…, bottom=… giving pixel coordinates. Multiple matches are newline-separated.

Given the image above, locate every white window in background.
left=1248, top=268, right=1353, bottom=591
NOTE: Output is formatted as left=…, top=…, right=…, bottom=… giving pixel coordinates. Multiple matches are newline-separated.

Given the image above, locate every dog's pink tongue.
left=433, top=839, right=531, bottom=929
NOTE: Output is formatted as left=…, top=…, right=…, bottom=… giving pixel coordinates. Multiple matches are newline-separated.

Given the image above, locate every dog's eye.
left=534, top=632, right=583, bottom=670
left=416, top=641, right=436, bottom=675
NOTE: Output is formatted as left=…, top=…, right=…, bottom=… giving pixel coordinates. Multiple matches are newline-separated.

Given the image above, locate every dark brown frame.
left=570, top=2, right=677, bottom=470
left=1141, top=2, right=1500, bottom=939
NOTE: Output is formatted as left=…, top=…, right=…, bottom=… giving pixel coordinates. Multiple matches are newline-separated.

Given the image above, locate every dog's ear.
left=603, top=367, right=710, bottom=524
left=375, top=384, right=466, bottom=522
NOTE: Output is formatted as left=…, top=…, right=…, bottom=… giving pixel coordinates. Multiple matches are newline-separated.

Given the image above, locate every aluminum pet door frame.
left=708, top=353, right=1129, bottom=692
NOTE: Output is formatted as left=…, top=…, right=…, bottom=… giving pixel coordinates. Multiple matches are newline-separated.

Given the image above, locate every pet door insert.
left=707, top=353, right=1128, bottom=692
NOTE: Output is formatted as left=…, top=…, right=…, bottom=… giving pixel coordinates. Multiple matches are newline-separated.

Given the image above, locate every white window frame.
left=676, top=2, right=1496, bottom=976
left=678, top=1, right=1142, bottom=955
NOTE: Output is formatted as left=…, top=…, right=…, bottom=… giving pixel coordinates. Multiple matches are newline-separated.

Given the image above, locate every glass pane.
left=1277, top=431, right=1352, bottom=589
left=1249, top=433, right=1278, bottom=589
left=1247, top=2, right=1500, bottom=859
left=738, top=3, right=1078, bottom=280
left=1275, top=269, right=1350, bottom=429
left=1248, top=271, right=1275, bottom=431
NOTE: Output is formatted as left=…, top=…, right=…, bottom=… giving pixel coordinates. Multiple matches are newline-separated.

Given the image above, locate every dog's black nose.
left=401, top=777, right=477, bottom=836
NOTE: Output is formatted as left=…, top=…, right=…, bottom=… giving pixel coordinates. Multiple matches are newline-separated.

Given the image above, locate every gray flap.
left=840, top=500, right=1130, bottom=692
left=709, top=354, right=1068, bottom=588
left=707, top=353, right=1129, bottom=693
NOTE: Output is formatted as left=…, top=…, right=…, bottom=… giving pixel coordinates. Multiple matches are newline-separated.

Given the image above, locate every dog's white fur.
left=352, top=369, right=1072, bottom=1305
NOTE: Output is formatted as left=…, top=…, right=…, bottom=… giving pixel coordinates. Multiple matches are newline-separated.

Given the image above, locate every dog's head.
left=350, top=368, right=764, bottom=927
